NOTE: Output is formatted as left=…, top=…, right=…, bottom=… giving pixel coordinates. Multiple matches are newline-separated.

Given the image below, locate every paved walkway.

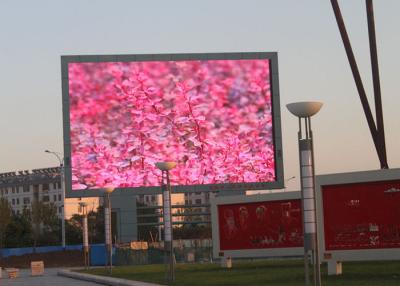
left=0, top=268, right=100, bottom=286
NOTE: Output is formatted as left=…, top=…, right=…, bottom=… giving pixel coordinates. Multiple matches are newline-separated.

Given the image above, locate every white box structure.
left=315, top=168, right=400, bottom=274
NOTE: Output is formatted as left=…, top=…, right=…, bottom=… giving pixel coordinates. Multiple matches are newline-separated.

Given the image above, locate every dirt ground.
left=0, top=250, right=85, bottom=268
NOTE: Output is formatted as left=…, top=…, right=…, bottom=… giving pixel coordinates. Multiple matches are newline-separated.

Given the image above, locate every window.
left=23, top=197, right=30, bottom=204
left=58, top=194, right=61, bottom=201
left=53, top=195, right=57, bottom=201
left=12, top=187, right=15, bottom=194
left=5, top=189, right=8, bottom=195
left=42, top=196, right=50, bottom=202
left=195, top=199, right=202, bottom=205
left=57, top=182, right=61, bottom=189
left=59, top=207, right=62, bottom=213
left=16, top=210, right=20, bottom=215
left=16, top=198, right=20, bottom=205
left=12, top=198, right=15, bottom=205
left=42, top=183, right=49, bottom=191
left=33, top=185, right=39, bottom=192
left=23, top=185, right=30, bottom=192
left=16, top=187, right=19, bottom=193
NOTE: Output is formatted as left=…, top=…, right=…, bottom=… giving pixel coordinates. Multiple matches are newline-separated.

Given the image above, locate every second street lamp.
left=45, top=149, right=66, bottom=249
left=287, top=101, right=323, bottom=286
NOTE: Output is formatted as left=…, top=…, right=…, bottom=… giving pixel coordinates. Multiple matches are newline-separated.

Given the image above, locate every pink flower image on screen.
left=68, top=59, right=275, bottom=190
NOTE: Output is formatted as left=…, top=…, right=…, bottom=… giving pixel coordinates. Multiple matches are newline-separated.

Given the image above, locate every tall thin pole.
left=298, top=117, right=321, bottom=286
left=366, top=0, right=388, bottom=169
left=45, top=150, right=66, bottom=249
left=60, top=163, right=66, bottom=249
left=104, top=192, right=112, bottom=274
left=166, top=170, right=175, bottom=282
left=298, top=122, right=310, bottom=286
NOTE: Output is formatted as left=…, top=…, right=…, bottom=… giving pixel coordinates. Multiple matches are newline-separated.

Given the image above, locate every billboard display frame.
left=62, top=52, right=284, bottom=198
left=211, top=191, right=303, bottom=259
left=316, top=168, right=400, bottom=263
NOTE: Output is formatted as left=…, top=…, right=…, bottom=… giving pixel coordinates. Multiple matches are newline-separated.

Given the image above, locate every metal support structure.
left=80, top=202, right=90, bottom=269
left=365, top=0, right=387, bottom=168
left=298, top=117, right=321, bottom=286
left=161, top=170, right=175, bottom=283
left=330, top=0, right=388, bottom=169
left=45, top=150, right=66, bottom=249
left=104, top=191, right=113, bottom=274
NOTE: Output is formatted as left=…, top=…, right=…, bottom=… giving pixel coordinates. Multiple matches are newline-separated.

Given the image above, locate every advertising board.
left=61, top=53, right=283, bottom=197
left=211, top=191, right=303, bottom=258
left=316, top=168, right=400, bottom=263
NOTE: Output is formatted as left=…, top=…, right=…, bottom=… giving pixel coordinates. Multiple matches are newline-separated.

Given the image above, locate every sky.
left=0, top=0, right=399, bottom=192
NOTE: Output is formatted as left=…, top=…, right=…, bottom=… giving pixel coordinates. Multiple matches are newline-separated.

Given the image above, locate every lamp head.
left=286, top=101, right=323, bottom=118
left=104, top=187, right=115, bottom=194
left=155, top=161, right=177, bottom=171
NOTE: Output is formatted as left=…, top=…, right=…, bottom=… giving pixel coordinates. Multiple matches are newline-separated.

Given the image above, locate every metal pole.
left=104, top=192, right=112, bottom=274
left=298, top=117, right=321, bottom=286
left=309, top=126, right=321, bottom=286
left=162, top=170, right=174, bottom=283
left=366, top=0, right=388, bottom=169
left=166, top=170, right=175, bottom=282
left=82, top=204, right=89, bottom=269
left=330, top=0, right=385, bottom=168
left=60, top=164, right=66, bottom=249
left=45, top=151, right=66, bottom=249
left=298, top=121, right=310, bottom=286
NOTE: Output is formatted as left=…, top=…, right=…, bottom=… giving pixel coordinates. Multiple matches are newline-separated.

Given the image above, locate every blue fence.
left=0, top=244, right=115, bottom=266
left=0, top=244, right=88, bottom=258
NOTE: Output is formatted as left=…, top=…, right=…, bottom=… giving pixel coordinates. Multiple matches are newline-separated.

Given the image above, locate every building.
left=0, top=167, right=98, bottom=218
left=184, top=192, right=213, bottom=224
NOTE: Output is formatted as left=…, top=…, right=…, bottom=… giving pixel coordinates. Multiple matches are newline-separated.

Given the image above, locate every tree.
left=31, top=201, right=60, bottom=247
left=4, top=209, right=32, bottom=248
left=65, top=214, right=83, bottom=245
left=0, top=198, right=12, bottom=249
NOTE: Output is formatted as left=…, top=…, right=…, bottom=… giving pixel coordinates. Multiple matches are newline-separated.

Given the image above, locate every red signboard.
left=218, top=199, right=303, bottom=250
left=322, top=180, right=400, bottom=251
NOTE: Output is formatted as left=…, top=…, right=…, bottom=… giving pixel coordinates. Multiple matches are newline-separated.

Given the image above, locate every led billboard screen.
left=62, top=53, right=283, bottom=195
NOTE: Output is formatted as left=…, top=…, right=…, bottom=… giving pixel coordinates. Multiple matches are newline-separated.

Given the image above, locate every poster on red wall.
left=217, top=199, right=303, bottom=251
left=322, top=179, right=400, bottom=251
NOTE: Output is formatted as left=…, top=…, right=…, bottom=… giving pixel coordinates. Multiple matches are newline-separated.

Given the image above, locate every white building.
left=0, top=167, right=98, bottom=218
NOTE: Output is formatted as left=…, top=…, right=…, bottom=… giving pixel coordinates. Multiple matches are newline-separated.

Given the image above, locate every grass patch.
left=81, top=260, right=400, bottom=286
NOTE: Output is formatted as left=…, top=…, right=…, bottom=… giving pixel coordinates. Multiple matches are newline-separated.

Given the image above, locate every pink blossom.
left=68, top=59, right=276, bottom=190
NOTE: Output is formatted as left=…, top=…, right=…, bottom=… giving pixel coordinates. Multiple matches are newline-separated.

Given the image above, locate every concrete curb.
left=58, top=269, right=164, bottom=286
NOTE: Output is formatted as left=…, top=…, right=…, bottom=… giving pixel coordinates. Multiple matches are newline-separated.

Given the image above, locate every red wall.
left=322, top=180, right=400, bottom=250
left=218, top=199, right=303, bottom=250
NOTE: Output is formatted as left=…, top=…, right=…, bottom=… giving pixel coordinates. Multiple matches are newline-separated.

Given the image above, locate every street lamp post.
left=103, top=187, right=114, bottom=274
left=155, top=161, right=177, bottom=284
left=45, top=149, right=66, bottom=249
left=287, top=102, right=323, bottom=286
left=79, top=202, right=89, bottom=269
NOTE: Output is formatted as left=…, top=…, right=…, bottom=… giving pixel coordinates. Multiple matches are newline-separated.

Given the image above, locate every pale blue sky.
left=0, top=0, right=399, bottom=191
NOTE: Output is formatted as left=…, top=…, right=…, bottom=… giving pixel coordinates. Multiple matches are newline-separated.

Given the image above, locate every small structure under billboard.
left=316, top=168, right=400, bottom=275
left=211, top=191, right=304, bottom=259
